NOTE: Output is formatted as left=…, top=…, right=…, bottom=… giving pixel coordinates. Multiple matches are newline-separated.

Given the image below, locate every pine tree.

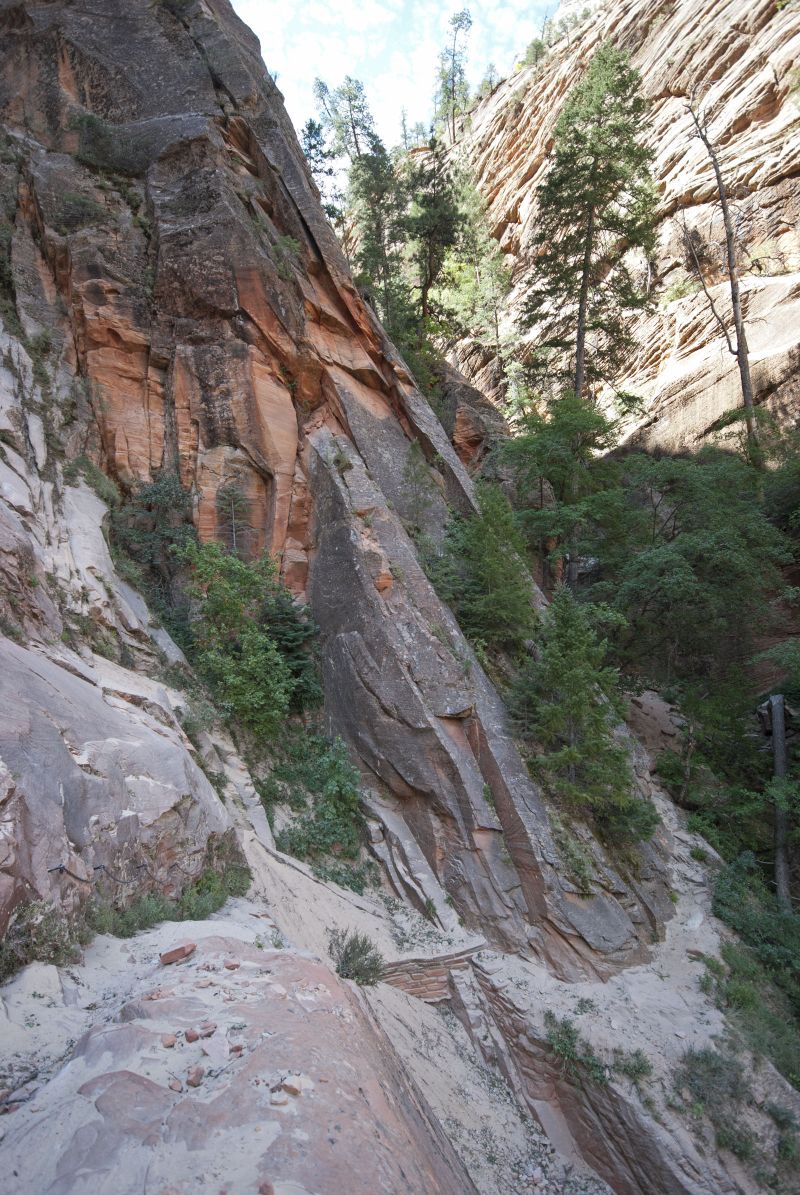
left=312, top=76, right=378, bottom=162
left=436, top=9, right=472, bottom=141
left=301, top=118, right=339, bottom=219
left=407, top=138, right=461, bottom=322
left=521, top=43, right=656, bottom=401
left=349, top=140, right=413, bottom=342
left=436, top=173, right=511, bottom=359
left=511, top=586, right=658, bottom=840
left=432, top=483, right=536, bottom=652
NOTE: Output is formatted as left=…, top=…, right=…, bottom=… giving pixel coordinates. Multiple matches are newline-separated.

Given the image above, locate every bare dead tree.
left=686, top=99, right=761, bottom=463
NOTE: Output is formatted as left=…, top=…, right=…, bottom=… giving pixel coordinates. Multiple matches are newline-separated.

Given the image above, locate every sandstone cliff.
left=0, top=2, right=797, bottom=1192
left=451, top=0, right=800, bottom=449
left=0, top=0, right=672, bottom=979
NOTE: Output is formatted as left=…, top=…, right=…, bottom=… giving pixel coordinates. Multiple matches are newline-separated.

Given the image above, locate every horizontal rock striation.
left=451, top=0, right=800, bottom=448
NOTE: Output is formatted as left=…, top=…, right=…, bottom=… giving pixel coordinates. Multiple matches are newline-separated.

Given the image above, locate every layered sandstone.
left=452, top=0, right=800, bottom=448
left=0, top=0, right=672, bottom=977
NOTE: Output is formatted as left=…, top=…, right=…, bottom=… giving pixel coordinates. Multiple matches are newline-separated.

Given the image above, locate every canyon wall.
left=0, top=0, right=671, bottom=976
left=452, top=0, right=800, bottom=448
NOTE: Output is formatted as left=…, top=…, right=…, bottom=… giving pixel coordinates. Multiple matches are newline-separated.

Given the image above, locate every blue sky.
left=230, top=1, right=553, bottom=145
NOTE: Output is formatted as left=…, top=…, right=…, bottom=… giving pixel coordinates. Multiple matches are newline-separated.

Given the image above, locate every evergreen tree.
left=436, top=9, right=473, bottom=140
left=312, top=76, right=378, bottom=162
left=504, top=392, right=622, bottom=584
left=300, top=117, right=339, bottom=219
left=431, top=483, right=536, bottom=652
left=436, top=173, right=511, bottom=359
left=511, top=586, right=658, bottom=840
left=349, top=139, right=413, bottom=341
left=407, top=138, right=461, bottom=322
left=520, top=43, right=656, bottom=401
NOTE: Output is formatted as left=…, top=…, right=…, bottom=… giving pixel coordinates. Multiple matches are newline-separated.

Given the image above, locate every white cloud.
left=231, top=0, right=551, bottom=143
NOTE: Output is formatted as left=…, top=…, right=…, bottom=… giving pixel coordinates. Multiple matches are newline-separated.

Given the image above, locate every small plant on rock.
left=544, top=1010, right=608, bottom=1085
left=327, top=926, right=384, bottom=985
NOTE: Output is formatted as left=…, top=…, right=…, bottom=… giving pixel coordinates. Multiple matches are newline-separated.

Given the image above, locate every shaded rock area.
left=450, top=0, right=800, bottom=449
left=0, top=0, right=673, bottom=974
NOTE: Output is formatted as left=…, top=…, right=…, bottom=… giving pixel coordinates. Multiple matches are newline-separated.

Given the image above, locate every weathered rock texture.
left=1, top=922, right=477, bottom=1195
left=0, top=0, right=672, bottom=976
left=451, top=0, right=800, bottom=449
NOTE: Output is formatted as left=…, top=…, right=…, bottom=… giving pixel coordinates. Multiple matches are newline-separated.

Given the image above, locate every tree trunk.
left=689, top=106, right=760, bottom=460
left=574, top=206, right=595, bottom=399
left=769, top=694, right=792, bottom=914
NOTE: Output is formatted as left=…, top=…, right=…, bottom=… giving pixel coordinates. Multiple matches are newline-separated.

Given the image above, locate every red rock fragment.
left=185, top=1028, right=199, bottom=1043
left=159, top=942, right=196, bottom=966
left=161, top=1034, right=177, bottom=1049
left=198, top=1022, right=217, bottom=1038
left=259, top=1184, right=275, bottom=1195
left=186, top=1066, right=204, bottom=1088
left=168, top=1079, right=183, bottom=1093
left=223, top=960, right=240, bottom=971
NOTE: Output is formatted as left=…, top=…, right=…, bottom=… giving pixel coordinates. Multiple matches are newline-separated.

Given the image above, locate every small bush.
left=86, top=862, right=252, bottom=938
left=327, top=927, right=384, bottom=985
left=63, top=454, right=121, bottom=507
left=675, top=1046, right=755, bottom=1159
left=0, top=901, right=81, bottom=981
left=544, top=1010, right=608, bottom=1085
left=613, top=1047, right=653, bottom=1085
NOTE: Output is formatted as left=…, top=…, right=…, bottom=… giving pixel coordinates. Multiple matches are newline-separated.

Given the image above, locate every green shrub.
left=0, top=900, right=82, bottom=981
left=613, top=1047, right=653, bottom=1085
left=512, top=586, right=658, bottom=842
left=544, top=1010, right=608, bottom=1085
left=86, top=862, right=252, bottom=938
left=63, top=454, right=121, bottom=507
left=675, top=1046, right=755, bottom=1159
left=274, top=734, right=365, bottom=881
left=327, top=927, right=384, bottom=985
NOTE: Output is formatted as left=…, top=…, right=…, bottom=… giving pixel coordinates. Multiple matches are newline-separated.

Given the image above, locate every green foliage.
left=178, top=541, right=295, bottom=742
left=544, top=1010, right=608, bottom=1085
left=713, top=855, right=800, bottom=1020
left=406, top=138, right=462, bottom=324
left=430, top=483, right=535, bottom=652
left=349, top=139, right=415, bottom=343
left=274, top=234, right=300, bottom=282
left=613, top=1047, right=653, bottom=1085
left=511, top=586, right=658, bottom=840
left=434, top=171, right=512, bottom=358
left=86, top=862, right=252, bottom=938
left=327, top=926, right=384, bottom=985
left=0, top=900, right=82, bottom=981
left=520, top=43, right=656, bottom=399
left=111, top=471, right=196, bottom=642
left=592, top=450, right=792, bottom=685
left=274, top=735, right=364, bottom=871
left=435, top=9, right=473, bottom=140
left=63, top=454, right=121, bottom=507
left=312, top=76, right=378, bottom=163
left=675, top=1047, right=756, bottom=1160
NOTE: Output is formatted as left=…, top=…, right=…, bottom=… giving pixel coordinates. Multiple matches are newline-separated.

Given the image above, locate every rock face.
left=1, top=921, right=476, bottom=1195
left=0, top=0, right=672, bottom=975
left=451, top=0, right=800, bottom=449
left=2, top=3, right=794, bottom=1193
